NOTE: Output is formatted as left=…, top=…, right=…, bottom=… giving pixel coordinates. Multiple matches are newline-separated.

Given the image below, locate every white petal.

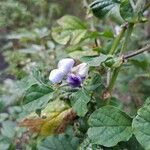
left=58, top=58, right=75, bottom=74
left=49, top=69, right=65, bottom=84
left=114, top=25, right=121, bottom=36
left=78, top=63, right=89, bottom=77
left=72, top=63, right=89, bottom=78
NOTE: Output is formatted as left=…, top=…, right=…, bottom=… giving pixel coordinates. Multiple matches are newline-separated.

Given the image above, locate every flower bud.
left=58, top=58, right=75, bottom=74
left=104, top=57, right=115, bottom=68
left=67, top=73, right=82, bottom=87
left=114, top=25, right=121, bottom=36
left=72, top=63, right=89, bottom=78
left=112, top=58, right=123, bottom=68
left=49, top=69, right=65, bottom=84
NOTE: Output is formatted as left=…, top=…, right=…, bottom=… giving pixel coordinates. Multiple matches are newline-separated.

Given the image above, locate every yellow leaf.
left=20, top=100, right=76, bottom=136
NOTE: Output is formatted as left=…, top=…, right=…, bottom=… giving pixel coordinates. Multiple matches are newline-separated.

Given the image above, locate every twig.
left=123, top=44, right=150, bottom=59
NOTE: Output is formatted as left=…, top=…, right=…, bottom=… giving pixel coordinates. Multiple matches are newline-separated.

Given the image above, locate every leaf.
left=86, top=73, right=102, bottom=92
left=130, top=57, right=149, bottom=71
left=109, top=97, right=123, bottom=109
left=15, top=76, right=38, bottom=94
left=78, top=138, right=102, bottom=150
left=90, top=0, right=123, bottom=23
left=69, top=50, right=97, bottom=60
left=31, top=68, right=48, bottom=86
left=52, top=15, right=88, bottom=45
left=23, top=84, right=53, bottom=112
left=20, top=100, right=76, bottom=136
left=87, top=105, right=132, bottom=147
left=1, top=121, right=16, bottom=138
left=132, top=97, right=150, bottom=150
left=37, top=129, right=79, bottom=150
left=81, top=54, right=110, bottom=66
left=72, top=89, right=91, bottom=117
left=120, top=0, right=135, bottom=22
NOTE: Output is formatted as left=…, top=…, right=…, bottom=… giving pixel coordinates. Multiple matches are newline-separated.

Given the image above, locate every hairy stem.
left=120, top=23, right=134, bottom=55
left=106, top=24, right=127, bottom=89
left=109, top=25, right=127, bottom=55
left=107, top=23, right=134, bottom=94
left=107, top=66, right=121, bottom=92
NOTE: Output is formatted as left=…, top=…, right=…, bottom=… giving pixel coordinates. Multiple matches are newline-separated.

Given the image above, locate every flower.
left=49, top=69, right=65, bottom=83
left=67, top=73, right=82, bottom=87
left=71, top=63, right=89, bottom=78
left=114, top=25, right=121, bottom=36
left=49, top=58, right=74, bottom=83
left=49, top=58, right=89, bottom=87
left=58, top=58, right=75, bottom=74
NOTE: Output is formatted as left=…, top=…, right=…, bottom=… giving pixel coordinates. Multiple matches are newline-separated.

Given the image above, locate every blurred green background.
left=0, top=0, right=150, bottom=149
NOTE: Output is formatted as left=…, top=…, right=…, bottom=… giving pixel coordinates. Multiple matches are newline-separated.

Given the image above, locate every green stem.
left=107, top=66, right=121, bottom=92
left=107, top=23, right=134, bottom=94
left=109, top=26, right=126, bottom=55
left=120, top=23, right=134, bottom=55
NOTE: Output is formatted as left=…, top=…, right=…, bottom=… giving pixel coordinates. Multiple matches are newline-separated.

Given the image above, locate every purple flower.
left=49, top=69, right=65, bottom=84
left=58, top=58, right=75, bottom=74
left=49, top=58, right=74, bottom=84
left=67, top=73, right=82, bottom=87
left=49, top=58, right=88, bottom=87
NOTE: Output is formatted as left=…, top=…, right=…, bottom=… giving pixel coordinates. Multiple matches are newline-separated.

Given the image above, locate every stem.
left=123, top=44, right=150, bottom=59
left=107, top=44, right=150, bottom=94
left=120, top=23, right=134, bottom=55
left=109, top=25, right=127, bottom=55
left=129, top=0, right=135, bottom=9
left=107, top=66, right=121, bottom=92
left=106, top=25, right=127, bottom=92
left=107, top=23, right=134, bottom=94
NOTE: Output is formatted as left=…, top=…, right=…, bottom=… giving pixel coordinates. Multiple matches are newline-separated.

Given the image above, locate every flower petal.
left=72, top=63, right=89, bottom=78
left=67, top=73, right=82, bottom=87
left=58, top=58, right=75, bottom=74
left=49, top=69, right=65, bottom=84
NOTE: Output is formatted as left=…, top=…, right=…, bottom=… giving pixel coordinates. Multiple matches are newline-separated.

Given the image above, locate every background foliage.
left=0, top=0, right=150, bottom=149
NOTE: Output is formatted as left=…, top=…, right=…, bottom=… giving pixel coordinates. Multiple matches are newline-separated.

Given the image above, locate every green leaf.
left=78, top=138, right=102, bottom=150
left=87, top=105, right=132, bottom=147
left=69, top=50, right=97, bottom=60
left=90, top=0, right=123, bottom=23
left=16, top=75, right=39, bottom=93
left=0, top=113, right=8, bottom=122
left=1, top=121, right=16, bottom=139
left=72, top=89, right=91, bottom=117
left=23, top=84, right=53, bottom=112
left=120, top=0, right=135, bottom=22
left=109, top=97, right=123, bottom=109
left=86, top=73, right=103, bottom=93
left=37, top=131, right=79, bottom=150
left=52, top=15, right=88, bottom=45
left=132, top=97, right=150, bottom=150
left=31, top=68, right=46, bottom=85
left=81, top=54, right=110, bottom=66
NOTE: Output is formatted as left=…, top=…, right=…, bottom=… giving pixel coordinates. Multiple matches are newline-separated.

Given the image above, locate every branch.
left=123, top=44, right=150, bottom=59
